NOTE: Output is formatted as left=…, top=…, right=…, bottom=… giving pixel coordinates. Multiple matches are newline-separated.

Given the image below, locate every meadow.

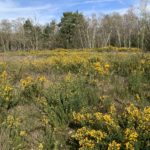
left=0, top=48, right=149, bottom=150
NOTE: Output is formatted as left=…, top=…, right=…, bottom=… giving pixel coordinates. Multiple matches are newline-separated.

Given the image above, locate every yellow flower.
left=20, top=76, right=33, bottom=88
left=125, top=104, right=141, bottom=121
left=104, top=64, right=110, bottom=70
left=140, top=59, right=145, bottom=64
left=4, top=86, right=13, bottom=92
left=87, top=129, right=107, bottom=143
left=65, top=72, right=73, bottom=82
left=79, top=137, right=95, bottom=150
left=42, top=115, right=49, bottom=125
left=20, top=131, right=27, bottom=137
left=1, top=71, right=8, bottom=79
left=99, top=95, right=109, bottom=102
left=109, top=104, right=116, bottom=115
left=108, top=140, right=121, bottom=150
left=125, top=142, right=134, bottom=150
left=93, top=62, right=105, bottom=75
left=6, top=115, right=21, bottom=128
left=37, top=97, right=48, bottom=106
left=135, top=94, right=140, bottom=101
left=94, top=112, right=103, bottom=121
left=72, top=127, right=107, bottom=149
left=94, top=62, right=101, bottom=68
left=144, top=107, right=150, bottom=116
left=38, top=76, right=47, bottom=82
left=124, top=128, right=138, bottom=142
left=73, top=112, right=85, bottom=123
left=7, top=115, right=14, bottom=127
left=38, top=143, right=44, bottom=150
left=103, top=114, right=114, bottom=125
left=143, top=107, right=150, bottom=122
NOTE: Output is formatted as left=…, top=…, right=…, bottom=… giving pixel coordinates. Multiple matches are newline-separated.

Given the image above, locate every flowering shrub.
left=20, top=75, right=47, bottom=101
left=0, top=71, right=14, bottom=108
left=70, top=103, right=150, bottom=150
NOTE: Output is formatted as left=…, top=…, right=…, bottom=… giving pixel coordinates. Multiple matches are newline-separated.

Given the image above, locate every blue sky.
left=0, top=0, right=141, bottom=24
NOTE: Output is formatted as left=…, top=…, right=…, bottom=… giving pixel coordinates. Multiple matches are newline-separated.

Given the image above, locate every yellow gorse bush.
left=38, top=76, right=47, bottom=83
left=108, top=140, right=121, bottom=150
left=1, top=85, right=13, bottom=101
left=0, top=71, right=14, bottom=106
left=0, top=70, right=8, bottom=80
left=93, top=62, right=110, bottom=75
left=20, top=130, right=27, bottom=137
left=41, top=115, right=49, bottom=125
left=6, top=115, right=21, bottom=128
left=125, top=142, right=135, bottom=150
left=124, top=128, right=138, bottom=142
left=71, top=103, right=150, bottom=149
left=20, top=76, right=33, bottom=88
left=72, top=127, right=107, bottom=149
left=38, top=143, right=44, bottom=150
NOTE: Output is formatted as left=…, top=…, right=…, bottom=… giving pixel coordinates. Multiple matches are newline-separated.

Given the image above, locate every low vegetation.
left=0, top=48, right=149, bottom=149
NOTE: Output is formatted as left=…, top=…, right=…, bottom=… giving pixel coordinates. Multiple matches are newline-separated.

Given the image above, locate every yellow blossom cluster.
left=94, top=112, right=103, bottom=121
left=20, top=75, right=47, bottom=88
left=38, top=143, right=44, bottom=150
left=73, top=112, right=92, bottom=123
left=65, top=72, right=73, bottom=82
left=108, top=140, right=121, bottom=150
left=72, top=127, right=107, bottom=149
left=71, top=104, right=150, bottom=150
left=0, top=70, right=8, bottom=80
left=124, top=104, right=142, bottom=122
left=6, top=115, right=21, bottom=128
left=36, top=97, right=48, bottom=106
left=104, top=64, right=110, bottom=72
left=94, top=62, right=104, bottom=75
left=38, top=76, right=47, bottom=83
left=0, top=71, right=14, bottom=102
left=99, top=95, right=109, bottom=102
left=0, top=85, right=13, bottom=101
left=124, top=128, right=138, bottom=150
left=20, top=130, right=27, bottom=137
left=73, top=110, right=119, bottom=130
left=138, top=106, right=150, bottom=134
left=41, top=115, right=49, bottom=125
left=93, top=62, right=110, bottom=76
left=20, top=76, right=33, bottom=88
left=103, top=114, right=117, bottom=127
left=109, top=104, right=116, bottom=116
left=124, top=128, right=138, bottom=142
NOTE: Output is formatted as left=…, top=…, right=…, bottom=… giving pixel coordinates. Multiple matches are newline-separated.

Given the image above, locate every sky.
left=0, top=0, right=141, bottom=24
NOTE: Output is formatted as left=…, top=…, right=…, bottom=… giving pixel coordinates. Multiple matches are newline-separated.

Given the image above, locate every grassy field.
left=0, top=49, right=149, bottom=150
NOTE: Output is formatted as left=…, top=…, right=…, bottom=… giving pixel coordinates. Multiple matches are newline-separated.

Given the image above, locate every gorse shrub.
left=69, top=103, right=150, bottom=150
left=0, top=71, right=15, bottom=109
left=20, top=76, right=46, bottom=102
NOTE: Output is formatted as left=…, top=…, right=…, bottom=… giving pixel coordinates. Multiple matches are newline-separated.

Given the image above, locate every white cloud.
left=0, top=0, right=53, bottom=13
left=0, top=0, right=58, bottom=23
left=67, top=0, right=121, bottom=7
left=0, top=4, right=53, bottom=13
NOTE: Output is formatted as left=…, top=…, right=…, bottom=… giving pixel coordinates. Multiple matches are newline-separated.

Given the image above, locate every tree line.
left=0, top=8, right=150, bottom=51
